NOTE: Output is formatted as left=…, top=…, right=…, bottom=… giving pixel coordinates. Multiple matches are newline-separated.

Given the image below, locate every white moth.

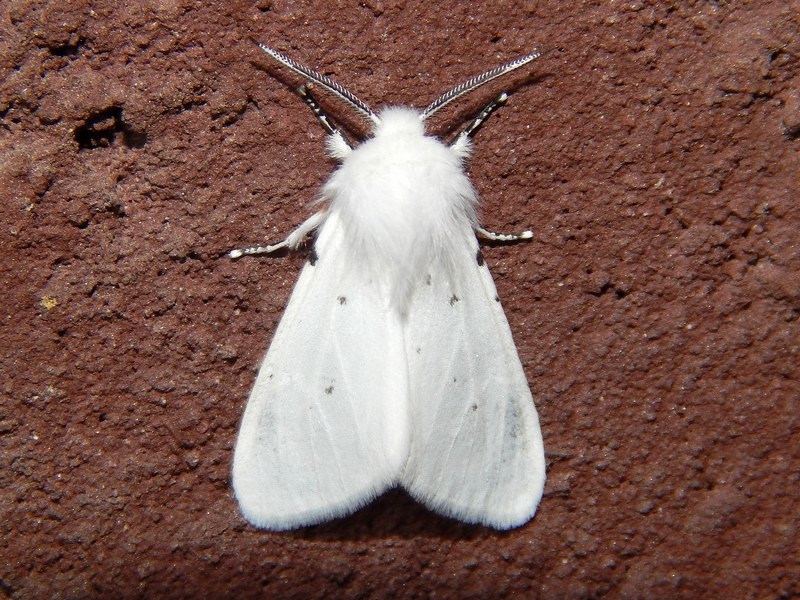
left=230, top=43, right=546, bottom=530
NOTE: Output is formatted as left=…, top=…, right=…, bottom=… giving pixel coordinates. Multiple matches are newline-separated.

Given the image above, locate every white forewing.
left=401, top=226, right=545, bottom=529
left=232, top=211, right=409, bottom=530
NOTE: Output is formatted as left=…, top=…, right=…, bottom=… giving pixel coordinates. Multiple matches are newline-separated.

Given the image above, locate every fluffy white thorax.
left=322, top=106, right=478, bottom=312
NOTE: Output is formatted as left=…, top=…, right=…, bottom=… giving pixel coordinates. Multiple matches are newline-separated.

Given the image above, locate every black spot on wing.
left=449, top=294, right=460, bottom=306
left=308, top=249, right=319, bottom=265
left=505, top=397, right=524, bottom=439
left=325, top=386, right=334, bottom=395
left=476, top=250, right=485, bottom=266
left=337, top=296, right=346, bottom=305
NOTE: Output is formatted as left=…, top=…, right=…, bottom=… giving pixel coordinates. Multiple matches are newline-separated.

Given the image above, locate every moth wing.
left=232, top=212, right=409, bottom=530
left=401, top=229, right=545, bottom=529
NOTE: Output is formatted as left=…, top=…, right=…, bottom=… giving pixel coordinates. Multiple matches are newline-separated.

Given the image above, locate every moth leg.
left=297, top=85, right=338, bottom=136
left=450, top=92, right=509, bottom=153
left=297, top=85, right=353, bottom=159
left=229, top=210, right=327, bottom=258
left=476, top=225, right=533, bottom=242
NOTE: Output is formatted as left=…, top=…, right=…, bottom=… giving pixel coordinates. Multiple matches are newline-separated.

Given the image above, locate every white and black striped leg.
left=476, top=225, right=533, bottom=242
left=297, top=84, right=339, bottom=136
left=229, top=210, right=327, bottom=259
left=450, top=92, right=509, bottom=149
left=297, top=85, right=353, bottom=159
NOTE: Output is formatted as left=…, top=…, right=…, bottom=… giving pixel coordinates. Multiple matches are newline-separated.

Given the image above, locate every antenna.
left=420, top=50, right=543, bottom=121
left=255, top=42, right=379, bottom=124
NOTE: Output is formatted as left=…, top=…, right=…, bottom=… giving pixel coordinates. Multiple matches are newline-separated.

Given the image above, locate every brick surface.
left=1, top=1, right=798, bottom=598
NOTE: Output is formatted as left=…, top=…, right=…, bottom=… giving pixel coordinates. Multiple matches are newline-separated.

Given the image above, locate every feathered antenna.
left=420, top=50, right=543, bottom=121
left=255, top=42, right=379, bottom=125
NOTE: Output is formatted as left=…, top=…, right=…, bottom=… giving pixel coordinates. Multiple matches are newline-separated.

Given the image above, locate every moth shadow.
left=287, top=488, right=505, bottom=541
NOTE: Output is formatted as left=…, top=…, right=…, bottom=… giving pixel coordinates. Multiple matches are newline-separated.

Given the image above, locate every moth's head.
left=372, top=107, right=426, bottom=138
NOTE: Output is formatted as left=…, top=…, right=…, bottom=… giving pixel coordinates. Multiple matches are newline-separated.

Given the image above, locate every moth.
left=231, top=43, right=546, bottom=530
